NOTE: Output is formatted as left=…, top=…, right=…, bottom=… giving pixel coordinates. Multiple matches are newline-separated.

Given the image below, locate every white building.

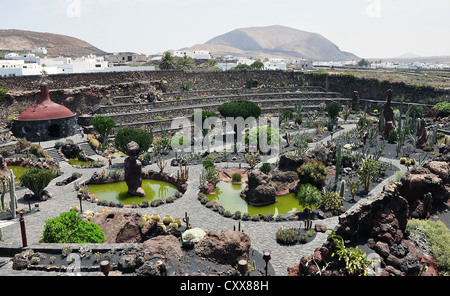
left=39, top=54, right=109, bottom=74
left=174, top=50, right=211, bottom=60
left=263, top=61, right=287, bottom=70
left=4, top=53, right=39, bottom=63
left=32, top=47, right=48, bottom=55
left=291, top=59, right=314, bottom=70
left=217, top=62, right=237, bottom=71
left=0, top=60, right=44, bottom=77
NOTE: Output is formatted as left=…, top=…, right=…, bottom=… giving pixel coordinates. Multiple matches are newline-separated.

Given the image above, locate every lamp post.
left=19, top=211, right=27, bottom=247
left=237, top=259, right=248, bottom=276
left=100, top=260, right=111, bottom=276
left=263, top=250, right=271, bottom=276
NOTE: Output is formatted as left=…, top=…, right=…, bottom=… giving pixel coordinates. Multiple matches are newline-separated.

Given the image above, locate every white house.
left=4, top=53, right=39, bottom=63
left=39, top=55, right=109, bottom=74
left=32, top=47, right=48, bottom=55
left=0, top=60, right=44, bottom=77
left=263, top=61, right=287, bottom=70
left=174, top=50, right=211, bottom=60
left=291, top=59, right=314, bottom=70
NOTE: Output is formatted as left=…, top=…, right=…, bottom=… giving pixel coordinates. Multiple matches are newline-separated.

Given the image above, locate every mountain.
left=0, top=29, right=105, bottom=57
left=185, top=25, right=359, bottom=61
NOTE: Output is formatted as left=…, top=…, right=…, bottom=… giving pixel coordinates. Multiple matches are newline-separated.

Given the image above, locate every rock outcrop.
left=195, top=230, right=251, bottom=266
left=292, top=155, right=449, bottom=276
left=124, top=141, right=145, bottom=197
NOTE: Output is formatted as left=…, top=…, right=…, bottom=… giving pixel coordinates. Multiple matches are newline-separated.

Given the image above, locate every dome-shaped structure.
left=17, top=84, right=75, bottom=120
left=13, top=82, right=77, bottom=142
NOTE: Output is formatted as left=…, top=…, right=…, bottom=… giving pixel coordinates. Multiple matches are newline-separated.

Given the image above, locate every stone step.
left=44, top=147, right=65, bottom=163
left=78, top=142, right=98, bottom=157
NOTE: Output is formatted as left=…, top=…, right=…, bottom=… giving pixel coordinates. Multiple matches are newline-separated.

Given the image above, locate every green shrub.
left=388, top=128, right=398, bottom=144
left=407, top=105, right=428, bottom=118
left=40, top=211, right=105, bottom=243
left=114, top=127, right=153, bottom=154
left=91, top=116, right=116, bottom=142
left=231, top=172, right=242, bottom=183
left=295, top=114, right=303, bottom=125
left=321, top=190, right=344, bottom=212
left=276, top=227, right=299, bottom=245
left=433, top=102, right=450, bottom=117
left=406, top=219, right=450, bottom=275
left=260, top=162, right=272, bottom=174
left=326, top=102, right=342, bottom=119
left=218, top=100, right=261, bottom=119
left=0, top=88, right=7, bottom=103
left=297, top=160, right=328, bottom=189
left=20, top=168, right=55, bottom=197
left=357, top=158, right=379, bottom=193
left=297, top=183, right=322, bottom=211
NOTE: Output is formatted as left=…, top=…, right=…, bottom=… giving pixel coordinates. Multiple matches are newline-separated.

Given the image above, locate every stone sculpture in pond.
left=124, top=141, right=145, bottom=197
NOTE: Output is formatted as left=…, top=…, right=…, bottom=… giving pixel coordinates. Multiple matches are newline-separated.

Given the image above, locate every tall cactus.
left=183, top=211, right=191, bottom=230
left=9, top=169, right=17, bottom=218
left=1, top=180, right=6, bottom=210
left=334, top=144, right=342, bottom=189
left=339, top=180, right=346, bottom=198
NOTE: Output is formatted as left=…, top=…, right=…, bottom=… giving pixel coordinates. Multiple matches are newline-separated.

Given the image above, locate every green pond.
left=87, top=179, right=179, bottom=205
left=7, top=165, right=31, bottom=182
left=207, top=182, right=303, bottom=216
left=69, top=158, right=92, bottom=166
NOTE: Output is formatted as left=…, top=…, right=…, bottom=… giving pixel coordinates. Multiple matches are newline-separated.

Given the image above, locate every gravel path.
left=0, top=123, right=406, bottom=276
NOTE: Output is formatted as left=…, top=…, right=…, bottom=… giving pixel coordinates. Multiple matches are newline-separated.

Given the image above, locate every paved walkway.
left=0, top=124, right=405, bottom=276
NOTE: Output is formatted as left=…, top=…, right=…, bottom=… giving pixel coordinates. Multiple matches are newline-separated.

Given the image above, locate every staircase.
left=45, top=147, right=65, bottom=163
left=78, top=141, right=98, bottom=157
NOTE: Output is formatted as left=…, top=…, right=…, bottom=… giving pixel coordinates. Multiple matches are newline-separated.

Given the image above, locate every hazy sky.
left=1, top=0, right=449, bottom=59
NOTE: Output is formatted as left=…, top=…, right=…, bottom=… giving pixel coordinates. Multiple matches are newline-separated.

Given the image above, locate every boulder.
left=195, top=230, right=251, bottom=266
left=424, top=161, right=450, bottom=182
left=90, top=210, right=144, bottom=243
left=270, top=169, right=299, bottom=193
left=243, top=170, right=277, bottom=206
left=142, top=235, right=184, bottom=261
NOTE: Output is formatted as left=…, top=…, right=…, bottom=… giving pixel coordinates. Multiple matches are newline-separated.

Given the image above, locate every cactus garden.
left=0, top=72, right=449, bottom=279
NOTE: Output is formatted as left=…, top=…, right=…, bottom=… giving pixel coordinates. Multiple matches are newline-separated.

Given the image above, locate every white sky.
left=1, top=0, right=449, bottom=59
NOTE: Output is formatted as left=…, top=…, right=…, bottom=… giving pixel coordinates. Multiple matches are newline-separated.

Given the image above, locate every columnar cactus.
left=9, top=169, right=17, bottom=218
left=334, top=144, right=342, bottom=188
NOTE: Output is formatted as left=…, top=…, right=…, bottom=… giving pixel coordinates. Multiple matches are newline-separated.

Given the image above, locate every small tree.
left=297, top=160, right=328, bottom=190
left=91, top=115, right=116, bottom=143
left=357, top=159, right=379, bottom=194
left=159, top=52, right=175, bottom=70
left=115, top=127, right=153, bottom=155
left=245, top=152, right=260, bottom=170
left=297, top=183, right=322, bottom=230
left=260, top=162, right=272, bottom=174
left=20, top=168, right=55, bottom=199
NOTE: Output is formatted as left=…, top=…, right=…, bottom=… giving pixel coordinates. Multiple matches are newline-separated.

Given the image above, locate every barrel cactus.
left=162, top=215, right=173, bottom=225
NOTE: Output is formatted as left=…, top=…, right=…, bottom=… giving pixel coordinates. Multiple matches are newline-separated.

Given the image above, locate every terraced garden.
left=0, top=75, right=449, bottom=278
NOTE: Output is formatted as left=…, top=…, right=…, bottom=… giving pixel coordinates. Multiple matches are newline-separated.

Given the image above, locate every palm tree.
left=159, top=52, right=175, bottom=70
left=176, top=55, right=195, bottom=70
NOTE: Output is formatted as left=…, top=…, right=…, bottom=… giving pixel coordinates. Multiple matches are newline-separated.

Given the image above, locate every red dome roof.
left=17, top=85, right=75, bottom=121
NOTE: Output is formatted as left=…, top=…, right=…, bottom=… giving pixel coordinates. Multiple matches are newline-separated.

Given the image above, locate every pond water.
left=207, top=181, right=303, bottom=216
left=69, top=158, right=92, bottom=166
left=87, top=179, right=179, bottom=205
left=7, top=165, right=31, bottom=182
